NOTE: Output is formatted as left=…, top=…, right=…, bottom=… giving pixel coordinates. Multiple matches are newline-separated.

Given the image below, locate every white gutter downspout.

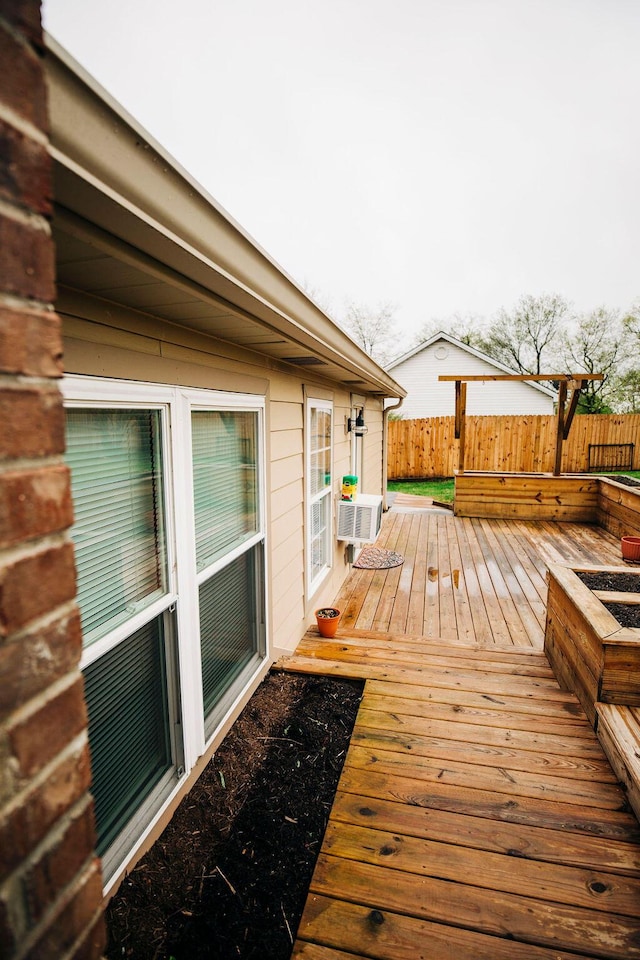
left=382, top=397, right=404, bottom=511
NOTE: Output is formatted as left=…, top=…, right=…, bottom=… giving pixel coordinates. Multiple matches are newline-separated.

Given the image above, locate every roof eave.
left=44, top=35, right=406, bottom=400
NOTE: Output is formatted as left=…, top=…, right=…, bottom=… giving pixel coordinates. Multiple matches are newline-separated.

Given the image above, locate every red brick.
left=23, top=860, right=103, bottom=960
left=0, top=0, right=44, bottom=47
left=0, top=541, right=77, bottom=637
left=66, top=909, right=107, bottom=960
left=0, top=608, right=82, bottom=722
left=0, top=464, right=73, bottom=549
left=0, top=897, right=16, bottom=958
left=0, top=306, right=63, bottom=376
left=9, top=675, right=87, bottom=779
left=0, top=213, right=55, bottom=303
left=0, top=386, right=65, bottom=461
left=0, top=21, right=48, bottom=132
left=25, top=798, right=96, bottom=923
left=0, top=118, right=52, bottom=215
left=0, top=741, right=92, bottom=881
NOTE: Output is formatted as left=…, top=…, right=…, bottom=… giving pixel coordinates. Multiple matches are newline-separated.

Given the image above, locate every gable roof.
left=387, top=331, right=557, bottom=399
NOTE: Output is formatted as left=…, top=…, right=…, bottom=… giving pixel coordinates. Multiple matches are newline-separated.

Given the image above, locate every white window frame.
left=305, top=397, right=334, bottom=598
left=62, top=375, right=268, bottom=887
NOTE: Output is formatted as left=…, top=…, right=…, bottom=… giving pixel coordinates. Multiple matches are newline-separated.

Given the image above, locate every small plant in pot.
left=315, top=606, right=341, bottom=638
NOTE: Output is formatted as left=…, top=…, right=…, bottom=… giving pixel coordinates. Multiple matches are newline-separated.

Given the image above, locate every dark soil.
left=576, top=571, right=640, bottom=627
left=603, top=475, right=640, bottom=487
left=104, top=672, right=363, bottom=960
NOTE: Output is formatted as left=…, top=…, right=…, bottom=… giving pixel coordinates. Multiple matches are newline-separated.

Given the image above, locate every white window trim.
left=305, top=396, right=334, bottom=598
left=62, top=374, right=268, bottom=886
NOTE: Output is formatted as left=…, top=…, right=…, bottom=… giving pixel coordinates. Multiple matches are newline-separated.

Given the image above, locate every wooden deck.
left=281, top=500, right=640, bottom=959
left=336, top=495, right=622, bottom=647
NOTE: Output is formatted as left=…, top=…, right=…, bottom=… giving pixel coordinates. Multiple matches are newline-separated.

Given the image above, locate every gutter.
left=382, top=397, right=404, bottom=511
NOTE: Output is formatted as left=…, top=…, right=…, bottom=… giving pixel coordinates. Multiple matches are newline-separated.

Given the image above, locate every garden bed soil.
left=104, top=672, right=363, bottom=960
left=576, top=571, right=640, bottom=628
left=604, top=475, right=640, bottom=487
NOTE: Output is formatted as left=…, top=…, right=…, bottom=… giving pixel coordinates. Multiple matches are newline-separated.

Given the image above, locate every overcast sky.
left=43, top=0, right=640, bottom=346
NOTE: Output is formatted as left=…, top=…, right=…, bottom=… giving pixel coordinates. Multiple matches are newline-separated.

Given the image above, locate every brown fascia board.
left=44, top=36, right=405, bottom=401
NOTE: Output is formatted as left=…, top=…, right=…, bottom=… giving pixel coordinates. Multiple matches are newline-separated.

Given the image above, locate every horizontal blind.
left=199, top=546, right=260, bottom=724
left=192, top=410, right=258, bottom=571
left=83, top=616, right=172, bottom=855
left=65, top=409, right=167, bottom=646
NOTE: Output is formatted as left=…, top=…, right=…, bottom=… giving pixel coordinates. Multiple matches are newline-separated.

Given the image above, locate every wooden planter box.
left=597, top=476, right=640, bottom=539
left=544, top=563, right=640, bottom=728
left=454, top=473, right=599, bottom=521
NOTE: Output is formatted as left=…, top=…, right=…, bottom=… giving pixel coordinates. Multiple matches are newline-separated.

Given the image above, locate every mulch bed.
left=576, top=571, right=640, bottom=627
left=104, top=672, right=363, bottom=959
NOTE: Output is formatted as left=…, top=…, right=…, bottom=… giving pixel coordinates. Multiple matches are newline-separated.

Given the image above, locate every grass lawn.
left=387, top=478, right=455, bottom=502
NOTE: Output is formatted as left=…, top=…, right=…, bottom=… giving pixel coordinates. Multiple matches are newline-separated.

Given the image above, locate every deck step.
left=596, top=704, right=640, bottom=822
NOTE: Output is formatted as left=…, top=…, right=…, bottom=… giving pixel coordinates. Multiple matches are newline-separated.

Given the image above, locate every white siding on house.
left=390, top=339, right=555, bottom=418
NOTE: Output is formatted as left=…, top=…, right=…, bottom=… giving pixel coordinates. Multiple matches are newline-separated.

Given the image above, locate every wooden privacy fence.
left=387, top=414, right=640, bottom=479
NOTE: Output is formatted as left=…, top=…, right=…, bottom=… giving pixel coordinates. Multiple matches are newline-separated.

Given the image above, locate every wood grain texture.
left=282, top=503, right=640, bottom=958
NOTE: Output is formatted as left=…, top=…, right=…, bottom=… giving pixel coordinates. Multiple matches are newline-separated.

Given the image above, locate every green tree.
left=562, top=307, right=630, bottom=413
left=608, top=369, right=640, bottom=413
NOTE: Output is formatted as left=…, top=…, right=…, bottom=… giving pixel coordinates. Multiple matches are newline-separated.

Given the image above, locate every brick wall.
left=0, top=2, right=105, bottom=957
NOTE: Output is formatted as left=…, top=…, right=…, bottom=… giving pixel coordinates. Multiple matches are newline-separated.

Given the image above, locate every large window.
left=63, top=378, right=266, bottom=882
left=306, top=398, right=333, bottom=595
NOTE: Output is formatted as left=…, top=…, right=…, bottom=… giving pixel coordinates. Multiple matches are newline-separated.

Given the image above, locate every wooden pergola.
left=439, top=373, right=604, bottom=476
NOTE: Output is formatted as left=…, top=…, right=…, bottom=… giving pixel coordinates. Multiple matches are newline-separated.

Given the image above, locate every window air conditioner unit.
left=336, top=493, right=383, bottom=544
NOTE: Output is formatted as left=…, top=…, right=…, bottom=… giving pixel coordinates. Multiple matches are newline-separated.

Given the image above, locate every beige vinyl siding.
left=361, top=406, right=385, bottom=494
left=271, top=479, right=303, bottom=522
left=60, top=290, right=380, bottom=658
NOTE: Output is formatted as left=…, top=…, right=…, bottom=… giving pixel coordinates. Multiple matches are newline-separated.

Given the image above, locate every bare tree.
left=340, top=300, right=400, bottom=366
left=411, top=313, right=487, bottom=349
left=623, top=299, right=640, bottom=343
left=478, top=293, right=569, bottom=374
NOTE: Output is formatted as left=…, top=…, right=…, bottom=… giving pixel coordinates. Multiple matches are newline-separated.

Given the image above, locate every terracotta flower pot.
left=315, top=607, right=341, bottom=638
left=621, top=536, right=640, bottom=562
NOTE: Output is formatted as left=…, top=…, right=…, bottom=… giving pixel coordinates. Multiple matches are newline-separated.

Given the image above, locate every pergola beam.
left=439, top=373, right=603, bottom=382
left=440, top=372, right=604, bottom=476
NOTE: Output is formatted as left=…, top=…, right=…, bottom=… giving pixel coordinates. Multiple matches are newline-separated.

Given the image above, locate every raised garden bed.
left=544, top=563, right=640, bottom=728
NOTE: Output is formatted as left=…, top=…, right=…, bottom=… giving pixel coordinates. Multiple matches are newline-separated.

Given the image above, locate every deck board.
left=284, top=501, right=640, bottom=960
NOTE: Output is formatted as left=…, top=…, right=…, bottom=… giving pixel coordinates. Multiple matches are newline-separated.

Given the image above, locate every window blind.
left=65, top=409, right=167, bottom=646
left=83, top=616, right=172, bottom=855
left=191, top=411, right=258, bottom=571
left=199, top=545, right=261, bottom=729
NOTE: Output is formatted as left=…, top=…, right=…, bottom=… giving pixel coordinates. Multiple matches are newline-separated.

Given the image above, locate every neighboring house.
left=387, top=332, right=556, bottom=418
left=40, top=37, right=405, bottom=898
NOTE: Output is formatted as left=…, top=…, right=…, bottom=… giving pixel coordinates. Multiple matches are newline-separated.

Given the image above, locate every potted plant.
left=315, top=607, right=341, bottom=638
